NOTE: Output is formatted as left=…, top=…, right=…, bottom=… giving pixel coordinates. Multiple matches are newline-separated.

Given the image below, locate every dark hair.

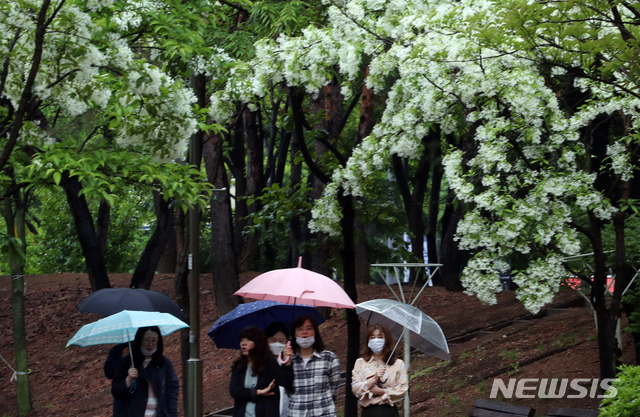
left=265, top=321, right=289, bottom=339
left=290, top=314, right=324, bottom=352
left=362, top=323, right=397, bottom=363
left=131, top=326, right=164, bottom=366
left=232, top=326, right=271, bottom=375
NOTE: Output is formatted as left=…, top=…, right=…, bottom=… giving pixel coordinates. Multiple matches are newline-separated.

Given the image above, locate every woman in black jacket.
left=229, top=326, right=294, bottom=417
left=111, top=326, right=179, bottom=417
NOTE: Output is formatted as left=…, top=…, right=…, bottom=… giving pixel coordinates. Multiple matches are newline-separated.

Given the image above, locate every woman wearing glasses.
left=111, top=326, right=179, bottom=417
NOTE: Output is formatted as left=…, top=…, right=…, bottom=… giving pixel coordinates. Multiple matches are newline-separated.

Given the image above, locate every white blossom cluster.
left=201, top=0, right=639, bottom=312
left=1, top=0, right=197, bottom=161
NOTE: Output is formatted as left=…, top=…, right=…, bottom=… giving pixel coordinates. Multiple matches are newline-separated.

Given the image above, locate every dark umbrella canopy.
left=78, top=287, right=186, bottom=321
left=207, top=300, right=325, bottom=349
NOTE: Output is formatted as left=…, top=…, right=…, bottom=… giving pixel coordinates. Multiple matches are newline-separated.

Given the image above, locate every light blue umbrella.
left=67, top=309, right=189, bottom=347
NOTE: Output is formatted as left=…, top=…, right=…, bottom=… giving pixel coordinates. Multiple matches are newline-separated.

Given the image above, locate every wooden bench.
left=469, top=399, right=536, bottom=417
left=547, top=407, right=599, bottom=417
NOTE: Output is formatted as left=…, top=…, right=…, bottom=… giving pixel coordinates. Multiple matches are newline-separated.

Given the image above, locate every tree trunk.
left=308, top=87, right=336, bottom=279
left=426, top=138, right=444, bottom=285
left=439, top=192, right=465, bottom=291
left=230, top=116, right=247, bottom=260
left=129, top=190, right=175, bottom=289
left=238, top=107, right=263, bottom=271
left=358, top=68, right=376, bottom=141
left=354, top=71, right=376, bottom=285
left=264, top=92, right=281, bottom=187
left=288, top=91, right=305, bottom=266
left=339, top=191, right=359, bottom=417
left=594, top=296, right=618, bottom=378
left=4, top=191, right=32, bottom=416
left=96, top=200, right=110, bottom=261
left=391, top=149, right=429, bottom=283
left=61, top=175, right=110, bottom=290
left=157, top=226, right=177, bottom=274
left=354, top=217, right=370, bottom=284
left=203, top=132, right=240, bottom=315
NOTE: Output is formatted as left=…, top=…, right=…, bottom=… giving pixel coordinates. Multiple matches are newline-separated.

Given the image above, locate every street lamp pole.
left=186, top=73, right=204, bottom=417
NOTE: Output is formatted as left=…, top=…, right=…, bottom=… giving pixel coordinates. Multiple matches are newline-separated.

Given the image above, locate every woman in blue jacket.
left=229, top=326, right=294, bottom=417
left=111, top=326, right=179, bottom=417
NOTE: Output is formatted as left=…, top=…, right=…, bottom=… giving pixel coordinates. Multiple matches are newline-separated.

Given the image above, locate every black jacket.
left=229, top=358, right=294, bottom=417
left=112, top=355, right=179, bottom=417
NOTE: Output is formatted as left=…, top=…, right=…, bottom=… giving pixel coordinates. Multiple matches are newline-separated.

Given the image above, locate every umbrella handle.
left=128, top=340, right=137, bottom=393
left=387, top=330, right=404, bottom=366
left=128, top=341, right=135, bottom=368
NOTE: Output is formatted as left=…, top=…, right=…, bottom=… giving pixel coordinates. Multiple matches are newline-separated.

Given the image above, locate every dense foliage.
left=600, top=364, right=640, bottom=416
left=203, top=0, right=640, bottom=313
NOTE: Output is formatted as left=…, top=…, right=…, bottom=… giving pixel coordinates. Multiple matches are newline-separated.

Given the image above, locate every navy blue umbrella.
left=207, top=300, right=325, bottom=349
left=77, top=287, right=186, bottom=321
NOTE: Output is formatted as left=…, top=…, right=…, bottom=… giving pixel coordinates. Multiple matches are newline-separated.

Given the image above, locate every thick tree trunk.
left=391, top=150, right=429, bottom=283
left=439, top=192, right=465, bottom=291
left=358, top=68, right=375, bottom=141
left=588, top=211, right=620, bottom=379
left=129, top=190, right=175, bottom=289
left=288, top=91, right=305, bottom=266
left=157, top=227, right=177, bottom=273
left=354, top=217, right=370, bottom=285
left=62, top=175, right=110, bottom=290
left=230, top=117, right=247, bottom=260
left=203, top=133, right=240, bottom=316
left=339, top=191, right=359, bottom=417
left=308, top=87, right=336, bottom=279
left=593, top=292, right=619, bottom=378
left=238, top=108, right=263, bottom=271
left=4, top=192, right=32, bottom=416
left=354, top=72, right=376, bottom=285
left=426, top=138, right=443, bottom=285
left=96, top=200, right=110, bottom=260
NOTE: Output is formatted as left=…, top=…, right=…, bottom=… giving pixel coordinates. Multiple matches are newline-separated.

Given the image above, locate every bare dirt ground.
left=0, top=272, right=633, bottom=416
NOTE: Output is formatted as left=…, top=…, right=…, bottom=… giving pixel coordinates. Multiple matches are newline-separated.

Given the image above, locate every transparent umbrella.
left=355, top=298, right=450, bottom=361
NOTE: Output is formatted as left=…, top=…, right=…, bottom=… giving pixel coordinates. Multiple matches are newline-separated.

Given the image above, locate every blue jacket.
left=112, top=355, right=179, bottom=417
left=230, top=358, right=294, bottom=417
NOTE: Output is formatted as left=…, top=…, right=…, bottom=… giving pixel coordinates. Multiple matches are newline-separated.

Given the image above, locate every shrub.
left=599, top=365, right=640, bottom=416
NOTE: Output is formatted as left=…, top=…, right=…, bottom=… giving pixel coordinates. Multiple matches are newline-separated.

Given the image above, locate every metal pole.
left=186, top=73, right=204, bottom=417
left=404, top=330, right=410, bottom=417
left=186, top=250, right=202, bottom=417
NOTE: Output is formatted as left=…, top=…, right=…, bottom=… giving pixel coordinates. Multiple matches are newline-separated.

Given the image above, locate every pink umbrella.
left=235, top=258, right=355, bottom=309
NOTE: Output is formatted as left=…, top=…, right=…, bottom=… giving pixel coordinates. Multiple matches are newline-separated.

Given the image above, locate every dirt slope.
left=0, top=273, right=632, bottom=416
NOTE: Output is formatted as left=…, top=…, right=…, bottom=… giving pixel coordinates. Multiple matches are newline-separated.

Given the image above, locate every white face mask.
left=141, top=346, right=157, bottom=356
left=368, top=338, right=385, bottom=354
left=296, top=336, right=315, bottom=349
left=269, top=342, right=286, bottom=355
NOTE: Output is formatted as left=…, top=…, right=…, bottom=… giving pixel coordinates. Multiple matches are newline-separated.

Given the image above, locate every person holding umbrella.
left=351, top=324, right=408, bottom=417
left=229, top=326, right=294, bottom=417
left=111, top=326, right=179, bottom=417
left=288, top=314, right=341, bottom=417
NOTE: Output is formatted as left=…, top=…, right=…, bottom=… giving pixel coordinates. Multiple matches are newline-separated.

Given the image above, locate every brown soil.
left=0, top=273, right=632, bottom=417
